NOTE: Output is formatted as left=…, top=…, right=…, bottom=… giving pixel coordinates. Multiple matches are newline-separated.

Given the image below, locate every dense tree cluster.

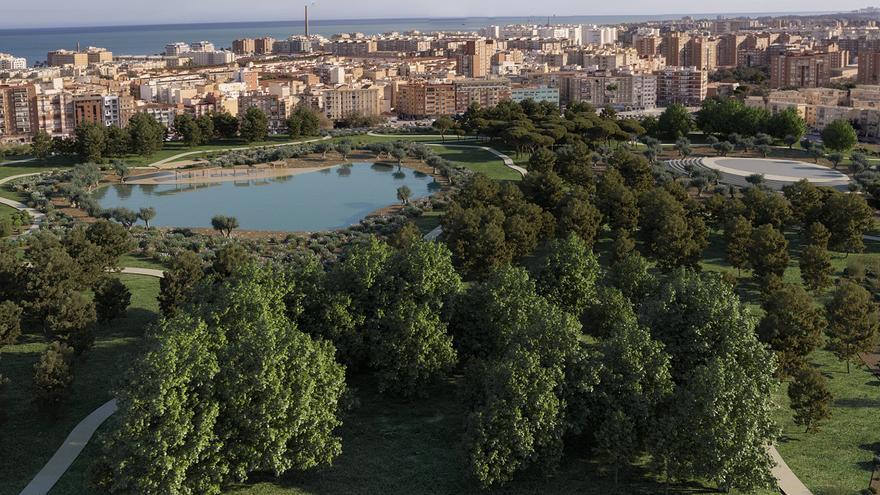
left=71, top=113, right=166, bottom=162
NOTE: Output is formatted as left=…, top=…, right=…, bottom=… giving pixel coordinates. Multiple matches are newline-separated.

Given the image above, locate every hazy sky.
left=0, top=0, right=868, bottom=29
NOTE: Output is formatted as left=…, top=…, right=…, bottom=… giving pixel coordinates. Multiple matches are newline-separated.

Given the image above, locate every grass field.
left=0, top=274, right=161, bottom=495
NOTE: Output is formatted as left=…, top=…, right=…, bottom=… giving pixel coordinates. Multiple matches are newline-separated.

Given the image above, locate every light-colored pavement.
left=18, top=399, right=118, bottom=495
left=769, top=445, right=813, bottom=495
left=144, top=135, right=331, bottom=169
left=118, top=267, right=164, bottom=278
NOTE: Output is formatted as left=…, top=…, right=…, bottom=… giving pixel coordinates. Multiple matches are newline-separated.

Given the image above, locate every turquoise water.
left=93, top=163, right=439, bottom=232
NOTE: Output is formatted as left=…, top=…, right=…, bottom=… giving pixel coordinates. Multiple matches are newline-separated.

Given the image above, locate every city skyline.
left=0, top=1, right=862, bottom=30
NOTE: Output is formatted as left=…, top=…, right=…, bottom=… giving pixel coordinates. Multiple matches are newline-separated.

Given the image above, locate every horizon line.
left=0, top=9, right=837, bottom=33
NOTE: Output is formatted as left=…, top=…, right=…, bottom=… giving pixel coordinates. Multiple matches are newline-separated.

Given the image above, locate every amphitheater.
left=664, top=156, right=852, bottom=190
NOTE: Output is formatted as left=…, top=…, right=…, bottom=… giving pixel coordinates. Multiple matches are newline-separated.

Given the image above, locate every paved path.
left=18, top=400, right=118, bottom=495
left=118, top=267, right=164, bottom=278
left=366, top=132, right=527, bottom=177
left=144, top=136, right=331, bottom=169
left=0, top=172, right=47, bottom=236
left=768, top=445, right=813, bottom=495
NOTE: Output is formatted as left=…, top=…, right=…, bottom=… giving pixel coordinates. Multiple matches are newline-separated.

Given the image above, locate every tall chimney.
left=305, top=5, right=310, bottom=37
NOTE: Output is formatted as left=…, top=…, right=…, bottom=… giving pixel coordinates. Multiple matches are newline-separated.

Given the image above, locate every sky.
left=0, top=0, right=870, bottom=29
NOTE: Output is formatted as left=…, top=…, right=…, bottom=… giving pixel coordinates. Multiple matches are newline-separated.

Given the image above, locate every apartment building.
left=582, top=26, right=618, bottom=46
left=165, top=42, right=190, bottom=56
left=685, top=37, right=718, bottom=72
left=254, top=37, right=276, bottom=54
left=33, top=89, right=75, bottom=137
left=323, top=84, right=383, bottom=120
left=769, top=49, right=842, bottom=88
left=453, top=79, right=512, bottom=113
left=560, top=71, right=657, bottom=110
left=239, top=92, right=300, bottom=131
left=73, top=94, right=135, bottom=127
left=377, top=38, right=432, bottom=53
left=232, top=38, right=256, bottom=55
left=330, top=40, right=377, bottom=56
left=47, top=50, right=88, bottom=67
left=190, top=51, right=236, bottom=67
left=511, top=85, right=560, bottom=105
left=456, top=40, right=492, bottom=78
left=634, top=35, right=661, bottom=57
left=0, top=54, right=27, bottom=70
left=661, top=32, right=689, bottom=66
left=655, top=66, right=707, bottom=106
left=0, top=85, right=38, bottom=142
left=397, top=82, right=456, bottom=118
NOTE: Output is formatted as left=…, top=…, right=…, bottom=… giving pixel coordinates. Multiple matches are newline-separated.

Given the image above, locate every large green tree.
left=825, top=280, right=879, bottom=373
left=535, top=233, right=600, bottom=317
left=757, top=284, right=825, bottom=377
left=821, top=119, right=858, bottom=152
left=239, top=107, right=269, bottom=143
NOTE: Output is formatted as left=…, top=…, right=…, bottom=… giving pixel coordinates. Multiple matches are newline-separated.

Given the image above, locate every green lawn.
left=431, top=146, right=520, bottom=181
left=412, top=211, right=443, bottom=235
left=118, top=253, right=167, bottom=270
left=0, top=274, right=160, bottom=495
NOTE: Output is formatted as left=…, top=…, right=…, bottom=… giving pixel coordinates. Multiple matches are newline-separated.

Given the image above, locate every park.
left=1, top=98, right=880, bottom=495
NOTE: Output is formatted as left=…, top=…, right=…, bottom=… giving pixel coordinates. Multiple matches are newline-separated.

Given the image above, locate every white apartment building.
left=511, top=86, right=559, bottom=105
left=0, top=54, right=27, bottom=70
left=189, top=51, right=236, bottom=67
left=582, top=26, right=618, bottom=46
left=164, top=42, right=190, bottom=56
left=190, top=41, right=216, bottom=52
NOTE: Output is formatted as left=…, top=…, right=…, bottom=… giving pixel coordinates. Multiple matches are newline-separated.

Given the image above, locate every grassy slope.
left=0, top=274, right=160, bottom=495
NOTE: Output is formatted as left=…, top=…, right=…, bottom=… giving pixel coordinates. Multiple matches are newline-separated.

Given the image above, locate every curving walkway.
left=144, top=135, right=332, bottom=169
left=0, top=172, right=47, bottom=236
left=365, top=132, right=527, bottom=177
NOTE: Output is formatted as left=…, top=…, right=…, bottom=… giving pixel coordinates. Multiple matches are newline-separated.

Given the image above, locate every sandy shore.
left=126, top=165, right=333, bottom=185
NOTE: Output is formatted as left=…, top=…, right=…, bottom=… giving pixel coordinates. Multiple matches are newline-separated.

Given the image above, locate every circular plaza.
left=665, top=156, right=852, bottom=190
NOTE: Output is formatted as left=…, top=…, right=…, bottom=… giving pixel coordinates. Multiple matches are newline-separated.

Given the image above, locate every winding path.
left=0, top=172, right=47, bottom=236
left=143, top=136, right=331, bottom=169
left=365, top=132, right=527, bottom=177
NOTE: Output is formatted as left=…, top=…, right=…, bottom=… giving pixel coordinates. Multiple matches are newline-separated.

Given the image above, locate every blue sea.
left=0, top=12, right=828, bottom=66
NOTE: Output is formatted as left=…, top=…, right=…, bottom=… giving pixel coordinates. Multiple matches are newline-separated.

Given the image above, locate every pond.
left=93, top=163, right=440, bottom=231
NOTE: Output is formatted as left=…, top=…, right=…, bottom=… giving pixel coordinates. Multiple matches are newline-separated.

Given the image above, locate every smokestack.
left=305, top=5, right=309, bottom=37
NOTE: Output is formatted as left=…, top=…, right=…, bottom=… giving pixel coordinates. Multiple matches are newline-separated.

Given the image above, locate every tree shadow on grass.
left=833, top=398, right=880, bottom=408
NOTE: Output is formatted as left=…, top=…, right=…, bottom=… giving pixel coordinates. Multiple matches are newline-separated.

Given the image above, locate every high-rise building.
left=559, top=72, right=657, bottom=110
left=661, top=32, right=689, bottom=67
left=190, top=41, right=215, bottom=52
left=254, top=37, right=276, bottom=54
left=47, top=50, right=88, bottom=67
left=685, top=37, right=718, bottom=72
left=770, top=50, right=841, bottom=88
left=456, top=40, right=490, bottom=78
left=165, top=42, right=190, bottom=56
left=582, top=26, right=618, bottom=46
left=858, top=49, right=880, bottom=85
left=717, top=34, right=747, bottom=67
left=655, top=66, right=707, bottom=106
left=232, top=38, right=256, bottom=55
left=0, top=84, right=38, bottom=140
left=329, top=40, right=377, bottom=56
left=634, top=35, right=661, bottom=57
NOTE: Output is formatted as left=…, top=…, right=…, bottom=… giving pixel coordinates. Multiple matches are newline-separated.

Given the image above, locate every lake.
left=93, top=163, right=439, bottom=231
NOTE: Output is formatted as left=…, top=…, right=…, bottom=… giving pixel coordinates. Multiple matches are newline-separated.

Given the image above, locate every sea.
left=0, top=13, right=830, bottom=67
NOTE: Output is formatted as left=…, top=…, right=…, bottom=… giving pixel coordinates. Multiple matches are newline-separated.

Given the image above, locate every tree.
left=172, top=113, right=203, bottom=147
left=724, top=215, right=752, bottom=274
left=638, top=189, right=707, bottom=270
left=826, top=151, right=844, bottom=170
left=388, top=221, right=422, bottom=249
left=800, top=244, right=833, bottom=292
left=788, top=366, right=832, bottom=433
left=213, top=111, right=240, bottom=139
left=769, top=107, right=807, bottom=142
left=110, top=207, right=138, bottom=229
left=211, top=215, right=239, bottom=237
left=712, top=140, right=734, bottom=156
left=535, top=233, right=600, bottom=317
left=127, top=113, right=166, bottom=156
left=32, top=131, right=53, bottom=160
left=101, top=265, right=346, bottom=494
left=94, top=276, right=131, bottom=324
left=158, top=250, right=204, bottom=316
left=611, top=149, right=653, bottom=192
left=33, top=341, right=74, bottom=408
left=396, top=185, right=412, bottom=205
left=596, top=167, right=638, bottom=235
left=112, top=161, right=130, bottom=182
left=46, top=291, right=97, bottom=354
left=674, top=137, right=691, bottom=158
left=336, top=141, right=352, bottom=160
left=782, top=180, right=823, bottom=227
left=390, top=146, right=407, bottom=167
left=433, top=115, right=455, bottom=142
left=605, top=252, right=657, bottom=303
left=137, top=207, right=156, bottom=228
left=211, top=243, right=250, bottom=278
left=749, top=224, right=789, bottom=279
left=371, top=300, right=457, bottom=397
left=0, top=300, right=22, bottom=347
left=554, top=187, right=602, bottom=245
left=75, top=122, right=106, bottom=162
left=757, top=284, right=825, bottom=377
left=287, top=105, right=323, bottom=138
left=821, top=119, right=858, bottom=153
left=657, top=103, right=692, bottom=141
left=642, top=270, right=779, bottom=492
left=820, top=191, right=873, bottom=253
left=239, top=107, right=269, bottom=143
left=825, top=280, right=879, bottom=373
